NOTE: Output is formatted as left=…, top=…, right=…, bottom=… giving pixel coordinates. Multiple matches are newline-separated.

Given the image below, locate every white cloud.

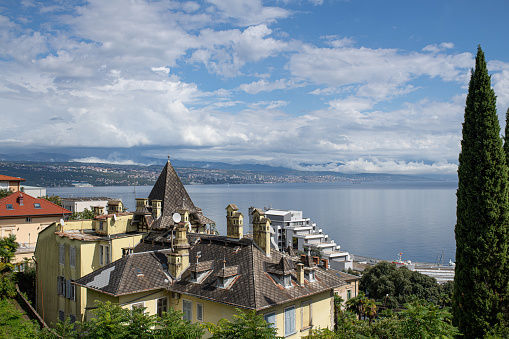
left=422, top=42, right=455, bottom=53
left=206, top=0, right=291, bottom=26
left=239, top=78, right=305, bottom=94
left=288, top=45, right=473, bottom=93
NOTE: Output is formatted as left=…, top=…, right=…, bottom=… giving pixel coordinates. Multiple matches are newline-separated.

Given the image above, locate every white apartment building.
left=249, top=208, right=353, bottom=271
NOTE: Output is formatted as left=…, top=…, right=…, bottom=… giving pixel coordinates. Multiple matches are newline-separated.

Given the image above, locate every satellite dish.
left=113, top=214, right=117, bottom=221
left=172, top=213, right=181, bottom=223
left=60, top=218, right=65, bottom=226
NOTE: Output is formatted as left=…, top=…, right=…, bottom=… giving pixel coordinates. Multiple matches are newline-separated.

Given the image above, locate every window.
left=6, top=204, right=13, bottom=210
left=69, top=280, right=75, bottom=300
left=301, top=302, right=312, bottom=330
left=264, top=312, right=276, bottom=328
left=284, top=306, right=296, bottom=336
left=183, top=300, right=192, bottom=321
left=57, top=276, right=64, bottom=295
left=347, top=290, right=351, bottom=300
left=196, top=303, right=203, bottom=321
left=99, top=221, right=104, bottom=231
left=283, top=274, right=292, bottom=288
left=100, top=245, right=110, bottom=266
left=157, top=297, right=168, bottom=317
left=69, top=314, right=76, bottom=324
left=70, top=246, right=76, bottom=268
left=26, top=216, right=32, bottom=222
left=59, top=244, right=65, bottom=265
left=59, top=310, right=65, bottom=322
left=34, top=203, right=41, bottom=209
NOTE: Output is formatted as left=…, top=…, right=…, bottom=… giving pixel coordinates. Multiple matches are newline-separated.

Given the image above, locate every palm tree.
left=346, top=292, right=367, bottom=320
left=364, top=299, right=377, bottom=324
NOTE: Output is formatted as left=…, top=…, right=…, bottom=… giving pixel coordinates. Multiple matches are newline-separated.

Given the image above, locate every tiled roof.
left=148, top=159, right=199, bottom=215
left=146, top=160, right=214, bottom=227
left=76, top=232, right=346, bottom=310
left=76, top=250, right=171, bottom=296
left=0, top=175, right=25, bottom=182
left=0, top=192, right=71, bottom=217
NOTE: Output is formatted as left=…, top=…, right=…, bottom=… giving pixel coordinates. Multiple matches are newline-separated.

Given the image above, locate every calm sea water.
left=48, top=181, right=458, bottom=264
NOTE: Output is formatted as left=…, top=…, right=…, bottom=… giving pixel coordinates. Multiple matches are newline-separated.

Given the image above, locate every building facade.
left=0, top=191, right=72, bottom=262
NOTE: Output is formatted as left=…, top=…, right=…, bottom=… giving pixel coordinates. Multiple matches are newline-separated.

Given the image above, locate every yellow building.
left=35, top=158, right=215, bottom=326
left=75, top=205, right=346, bottom=338
left=34, top=211, right=146, bottom=325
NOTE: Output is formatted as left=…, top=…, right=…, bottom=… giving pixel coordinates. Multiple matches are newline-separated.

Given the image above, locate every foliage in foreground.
left=206, top=308, right=281, bottom=339
left=310, top=299, right=459, bottom=339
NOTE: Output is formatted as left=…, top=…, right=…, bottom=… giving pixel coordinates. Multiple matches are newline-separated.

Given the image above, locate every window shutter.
left=284, top=306, right=296, bottom=336
left=59, top=244, right=65, bottom=265
left=100, top=245, right=103, bottom=266
left=70, top=246, right=76, bottom=268
left=57, top=276, right=61, bottom=295
left=66, top=279, right=70, bottom=298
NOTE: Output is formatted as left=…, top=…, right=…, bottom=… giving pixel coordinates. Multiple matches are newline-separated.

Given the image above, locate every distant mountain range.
left=0, top=151, right=457, bottom=182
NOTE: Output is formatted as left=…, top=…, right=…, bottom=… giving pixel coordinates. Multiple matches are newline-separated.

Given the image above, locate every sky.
left=1, top=0, right=509, bottom=175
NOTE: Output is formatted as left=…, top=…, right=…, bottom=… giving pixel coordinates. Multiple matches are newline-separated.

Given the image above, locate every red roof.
left=0, top=175, right=25, bottom=182
left=0, top=192, right=71, bottom=218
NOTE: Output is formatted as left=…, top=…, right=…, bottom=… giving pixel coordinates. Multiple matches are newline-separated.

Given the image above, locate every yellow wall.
left=0, top=215, right=61, bottom=246
left=35, top=219, right=144, bottom=326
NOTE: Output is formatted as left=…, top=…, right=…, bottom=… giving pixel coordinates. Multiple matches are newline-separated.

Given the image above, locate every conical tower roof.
left=148, top=158, right=199, bottom=215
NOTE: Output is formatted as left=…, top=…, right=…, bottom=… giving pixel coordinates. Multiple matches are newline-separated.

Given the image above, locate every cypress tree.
left=504, top=108, right=509, bottom=158
left=453, top=46, right=509, bottom=338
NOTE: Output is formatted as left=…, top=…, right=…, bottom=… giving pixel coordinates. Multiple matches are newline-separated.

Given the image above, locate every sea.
left=47, top=181, right=458, bottom=265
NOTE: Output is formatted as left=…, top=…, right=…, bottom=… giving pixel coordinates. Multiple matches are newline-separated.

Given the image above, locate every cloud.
left=70, top=156, right=146, bottom=166
left=422, top=42, right=455, bottom=53
left=239, top=78, right=305, bottom=94
left=206, top=0, right=291, bottom=26
left=288, top=45, right=473, bottom=98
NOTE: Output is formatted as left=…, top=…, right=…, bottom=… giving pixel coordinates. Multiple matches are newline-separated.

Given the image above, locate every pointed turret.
left=148, top=157, right=198, bottom=215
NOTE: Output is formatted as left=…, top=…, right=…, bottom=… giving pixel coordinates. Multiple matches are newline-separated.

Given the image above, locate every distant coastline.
left=0, top=160, right=457, bottom=188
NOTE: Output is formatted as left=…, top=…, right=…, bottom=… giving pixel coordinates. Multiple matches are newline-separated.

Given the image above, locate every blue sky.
left=1, top=0, right=509, bottom=175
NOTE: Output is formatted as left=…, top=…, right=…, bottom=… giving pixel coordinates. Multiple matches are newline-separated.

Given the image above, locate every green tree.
left=153, top=308, right=204, bottom=339
left=40, top=195, right=62, bottom=206
left=78, top=301, right=154, bottom=339
left=360, top=261, right=439, bottom=308
left=504, top=107, right=509, bottom=159
left=69, top=208, right=95, bottom=220
left=398, top=300, right=459, bottom=339
left=206, top=308, right=281, bottom=339
left=0, top=234, right=19, bottom=267
left=454, top=46, right=509, bottom=338
left=345, top=292, right=368, bottom=320
left=0, top=189, right=13, bottom=199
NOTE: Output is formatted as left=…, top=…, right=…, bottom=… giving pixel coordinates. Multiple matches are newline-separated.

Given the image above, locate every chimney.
left=296, top=263, right=305, bottom=285
left=136, top=198, right=149, bottom=212
left=151, top=199, right=162, bottom=219
left=93, top=206, right=105, bottom=215
left=312, top=256, right=320, bottom=266
left=252, top=209, right=271, bottom=257
left=321, top=258, right=329, bottom=270
left=226, top=204, right=243, bottom=239
left=168, top=223, right=190, bottom=279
